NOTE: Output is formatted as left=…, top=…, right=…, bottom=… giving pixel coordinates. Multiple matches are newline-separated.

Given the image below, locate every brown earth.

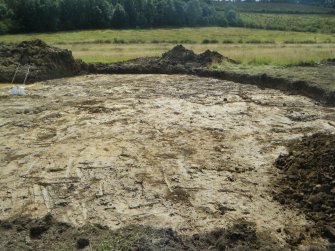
left=0, top=40, right=84, bottom=83
left=88, top=44, right=235, bottom=74
left=274, top=133, right=335, bottom=244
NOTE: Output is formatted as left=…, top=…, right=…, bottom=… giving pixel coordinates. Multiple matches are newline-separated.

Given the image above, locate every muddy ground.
left=0, top=74, right=334, bottom=250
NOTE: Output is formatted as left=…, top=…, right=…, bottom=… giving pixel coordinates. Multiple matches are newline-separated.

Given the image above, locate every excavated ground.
left=0, top=74, right=335, bottom=250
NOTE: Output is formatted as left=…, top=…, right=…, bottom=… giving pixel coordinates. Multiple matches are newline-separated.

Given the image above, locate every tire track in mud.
left=0, top=74, right=334, bottom=249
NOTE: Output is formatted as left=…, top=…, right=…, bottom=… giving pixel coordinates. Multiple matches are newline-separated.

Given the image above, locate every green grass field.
left=239, top=13, right=335, bottom=33
left=1, top=27, right=335, bottom=44
left=0, top=27, right=334, bottom=66
left=214, top=2, right=335, bottom=33
left=62, top=43, right=334, bottom=66
left=214, top=2, right=335, bottom=14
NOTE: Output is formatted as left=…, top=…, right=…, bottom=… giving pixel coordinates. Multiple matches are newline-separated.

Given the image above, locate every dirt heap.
left=90, top=45, right=236, bottom=74
left=274, top=133, right=335, bottom=242
left=0, top=39, right=84, bottom=83
left=0, top=215, right=279, bottom=251
left=161, top=44, right=234, bottom=67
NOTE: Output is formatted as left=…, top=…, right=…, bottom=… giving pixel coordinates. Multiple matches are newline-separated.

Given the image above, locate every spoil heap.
left=90, top=45, right=235, bottom=74
left=0, top=40, right=84, bottom=83
left=160, top=44, right=235, bottom=67
left=274, top=133, right=335, bottom=242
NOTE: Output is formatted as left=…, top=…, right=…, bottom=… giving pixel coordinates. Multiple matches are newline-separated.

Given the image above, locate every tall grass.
left=1, top=27, right=334, bottom=66
left=0, top=27, right=334, bottom=44
left=62, top=43, right=335, bottom=66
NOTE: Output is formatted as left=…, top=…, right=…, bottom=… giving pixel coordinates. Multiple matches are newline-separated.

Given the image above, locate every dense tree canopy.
left=0, top=0, right=333, bottom=34
left=1, top=0, right=232, bottom=33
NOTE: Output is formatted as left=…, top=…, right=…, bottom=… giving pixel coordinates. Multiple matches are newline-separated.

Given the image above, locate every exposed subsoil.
left=1, top=74, right=335, bottom=250
left=274, top=133, right=335, bottom=243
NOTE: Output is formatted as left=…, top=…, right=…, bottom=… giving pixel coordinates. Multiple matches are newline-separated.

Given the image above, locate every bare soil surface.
left=0, top=74, right=334, bottom=250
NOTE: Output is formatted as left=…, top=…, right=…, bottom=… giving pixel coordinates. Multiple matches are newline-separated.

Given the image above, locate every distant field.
left=214, top=2, right=335, bottom=14
left=62, top=43, right=334, bottom=66
left=214, top=2, right=335, bottom=33
left=0, top=28, right=334, bottom=66
left=1, top=27, right=334, bottom=44
left=239, top=13, right=335, bottom=33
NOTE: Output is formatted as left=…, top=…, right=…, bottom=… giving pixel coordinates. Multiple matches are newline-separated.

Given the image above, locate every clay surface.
left=0, top=74, right=334, bottom=250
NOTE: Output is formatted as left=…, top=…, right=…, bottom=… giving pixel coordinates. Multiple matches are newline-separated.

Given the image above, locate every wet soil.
left=274, top=133, right=335, bottom=244
left=0, top=74, right=334, bottom=250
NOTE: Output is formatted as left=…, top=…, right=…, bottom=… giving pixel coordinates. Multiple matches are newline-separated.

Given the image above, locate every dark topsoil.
left=0, top=40, right=334, bottom=105
left=274, top=133, right=335, bottom=244
left=0, top=214, right=287, bottom=251
left=0, top=40, right=84, bottom=83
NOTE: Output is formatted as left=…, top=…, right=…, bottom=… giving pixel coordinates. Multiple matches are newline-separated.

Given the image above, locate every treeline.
left=0, top=0, right=240, bottom=34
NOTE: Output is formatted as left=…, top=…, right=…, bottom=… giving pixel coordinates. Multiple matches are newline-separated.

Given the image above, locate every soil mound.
left=274, top=133, right=335, bottom=242
left=0, top=39, right=84, bottom=83
left=161, top=44, right=235, bottom=66
left=161, top=44, right=197, bottom=64
left=90, top=45, right=236, bottom=74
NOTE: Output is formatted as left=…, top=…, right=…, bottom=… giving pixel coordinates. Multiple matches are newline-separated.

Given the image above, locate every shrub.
left=113, top=38, right=126, bottom=44
left=222, top=39, right=234, bottom=44
left=202, top=39, right=219, bottom=44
